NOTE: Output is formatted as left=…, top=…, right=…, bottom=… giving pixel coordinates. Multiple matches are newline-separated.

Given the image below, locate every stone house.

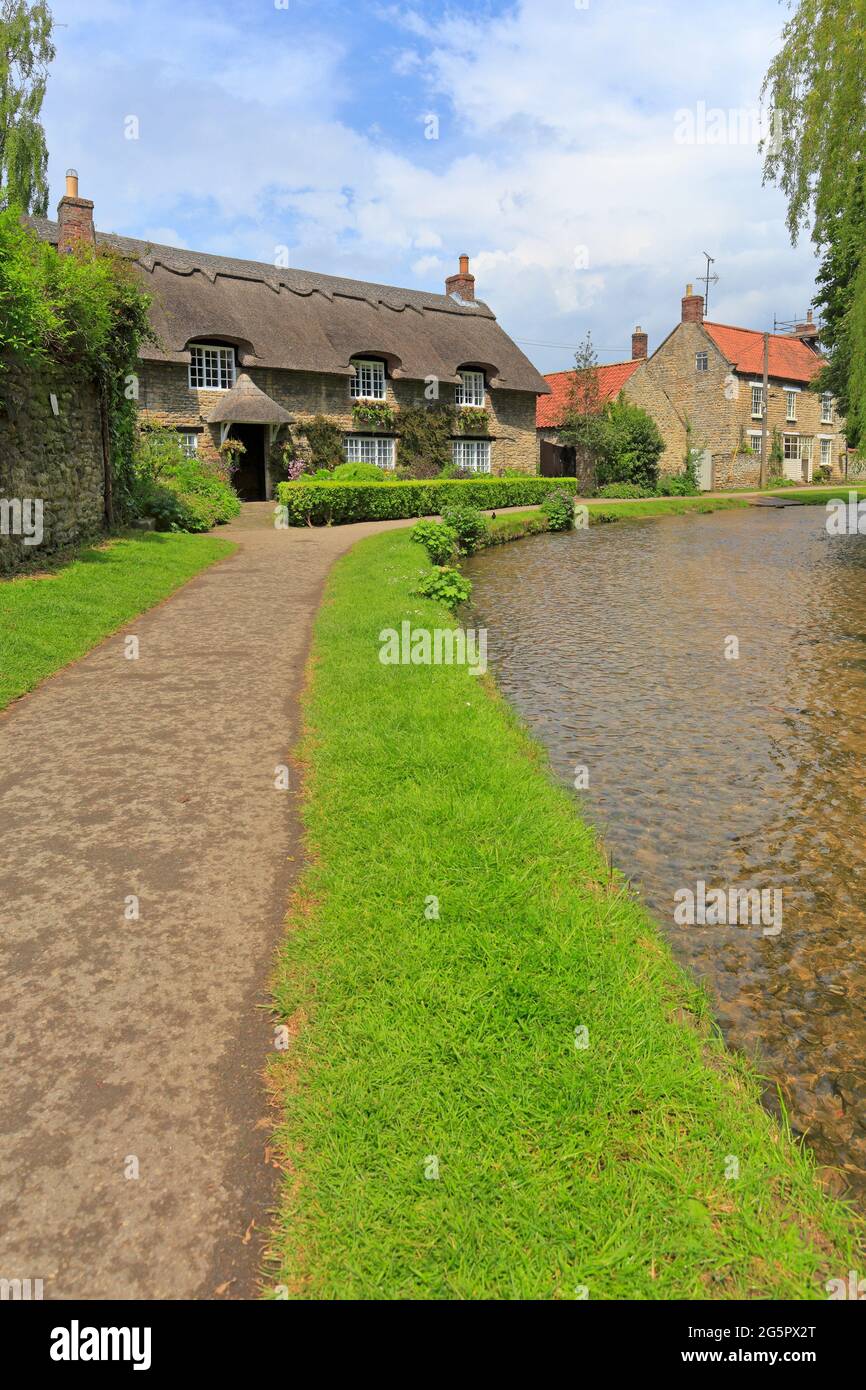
left=540, top=287, right=848, bottom=489
left=29, top=174, right=549, bottom=499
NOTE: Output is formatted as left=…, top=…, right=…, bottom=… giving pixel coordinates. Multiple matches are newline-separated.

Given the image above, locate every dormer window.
left=455, top=369, right=485, bottom=407
left=189, top=344, right=236, bottom=391
left=350, top=359, right=386, bottom=401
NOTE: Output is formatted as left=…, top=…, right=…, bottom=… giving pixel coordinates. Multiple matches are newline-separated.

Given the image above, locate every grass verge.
left=269, top=524, right=861, bottom=1300
left=0, top=530, right=235, bottom=709
left=769, top=485, right=866, bottom=505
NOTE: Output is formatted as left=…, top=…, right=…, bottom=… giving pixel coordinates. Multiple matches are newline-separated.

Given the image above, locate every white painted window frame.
left=820, top=393, right=833, bottom=425
left=345, top=435, right=395, bottom=468
left=695, top=351, right=709, bottom=373
left=785, top=385, right=800, bottom=421
left=452, top=439, right=491, bottom=473
left=819, top=436, right=833, bottom=468
left=178, top=431, right=199, bottom=459
left=455, top=370, right=486, bottom=406
left=188, top=343, right=236, bottom=391
left=350, top=359, right=386, bottom=401
left=782, top=432, right=801, bottom=461
left=748, top=432, right=763, bottom=455
left=750, top=382, right=765, bottom=419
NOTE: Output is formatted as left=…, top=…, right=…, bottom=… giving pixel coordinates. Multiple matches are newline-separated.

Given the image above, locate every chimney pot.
left=65, top=168, right=79, bottom=198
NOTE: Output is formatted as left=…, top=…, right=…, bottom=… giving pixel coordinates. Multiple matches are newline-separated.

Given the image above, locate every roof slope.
left=702, top=321, right=824, bottom=383
left=27, top=217, right=549, bottom=395
left=537, top=359, right=641, bottom=427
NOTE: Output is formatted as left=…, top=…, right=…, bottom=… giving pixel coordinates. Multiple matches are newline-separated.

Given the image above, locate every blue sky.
left=42, top=0, right=813, bottom=373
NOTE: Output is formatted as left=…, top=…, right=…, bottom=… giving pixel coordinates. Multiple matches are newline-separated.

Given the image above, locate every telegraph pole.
left=760, top=331, right=770, bottom=489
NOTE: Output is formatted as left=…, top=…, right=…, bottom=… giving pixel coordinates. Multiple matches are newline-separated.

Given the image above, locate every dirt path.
left=0, top=503, right=409, bottom=1300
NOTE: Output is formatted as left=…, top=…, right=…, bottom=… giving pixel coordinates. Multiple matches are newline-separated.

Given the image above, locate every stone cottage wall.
left=138, top=359, right=538, bottom=482
left=0, top=356, right=105, bottom=575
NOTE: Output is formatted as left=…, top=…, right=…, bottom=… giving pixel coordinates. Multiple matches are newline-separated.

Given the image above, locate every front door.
left=229, top=424, right=267, bottom=501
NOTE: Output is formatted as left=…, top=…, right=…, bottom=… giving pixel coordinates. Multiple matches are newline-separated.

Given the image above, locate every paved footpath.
left=0, top=503, right=408, bottom=1300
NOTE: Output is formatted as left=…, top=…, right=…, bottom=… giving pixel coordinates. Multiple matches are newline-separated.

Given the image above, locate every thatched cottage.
left=29, top=173, right=549, bottom=498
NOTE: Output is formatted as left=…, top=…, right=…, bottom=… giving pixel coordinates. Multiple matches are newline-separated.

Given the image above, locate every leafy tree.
left=595, top=394, right=664, bottom=491
left=761, top=2, right=866, bottom=445
left=558, top=331, right=606, bottom=455
left=0, top=0, right=55, bottom=216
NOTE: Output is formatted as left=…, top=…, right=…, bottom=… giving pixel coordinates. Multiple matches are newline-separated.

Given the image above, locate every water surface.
left=466, top=507, right=866, bottom=1197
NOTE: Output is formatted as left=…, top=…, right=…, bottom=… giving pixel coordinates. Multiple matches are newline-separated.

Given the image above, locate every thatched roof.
left=203, top=373, right=294, bottom=425
left=27, top=218, right=550, bottom=396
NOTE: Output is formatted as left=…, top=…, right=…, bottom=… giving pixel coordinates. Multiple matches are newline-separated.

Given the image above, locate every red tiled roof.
left=537, top=359, right=641, bottom=427
left=702, top=322, right=824, bottom=383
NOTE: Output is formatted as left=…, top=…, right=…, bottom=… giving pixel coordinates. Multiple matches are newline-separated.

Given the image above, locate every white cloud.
left=42, top=0, right=817, bottom=373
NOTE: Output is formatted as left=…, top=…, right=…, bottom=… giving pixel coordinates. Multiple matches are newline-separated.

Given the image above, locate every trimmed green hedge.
left=275, top=476, right=579, bottom=526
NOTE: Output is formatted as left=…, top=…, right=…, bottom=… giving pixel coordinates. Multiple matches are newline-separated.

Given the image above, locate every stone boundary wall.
left=0, top=356, right=105, bottom=575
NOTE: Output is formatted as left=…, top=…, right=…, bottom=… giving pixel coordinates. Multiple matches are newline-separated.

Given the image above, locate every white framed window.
left=748, top=432, right=763, bottom=455
left=821, top=392, right=833, bottom=424
left=178, top=431, right=199, bottom=459
left=345, top=435, right=395, bottom=468
left=820, top=437, right=832, bottom=468
left=783, top=433, right=800, bottom=461
left=452, top=439, right=491, bottom=473
left=751, top=384, right=765, bottom=418
left=188, top=344, right=235, bottom=391
left=695, top=351, right=708, bottom=373
left=455, top=369, right=485, bottom=406
left=350, top=359, right=386, bottom=400
left=785, top=388, right=799, bottom=421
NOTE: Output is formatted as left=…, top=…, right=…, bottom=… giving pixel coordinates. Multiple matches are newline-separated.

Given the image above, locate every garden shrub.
left=275, top=476, right=580, bottom=526
left=414, top=566, right=472, bottom=610
left=440, top=503, right=488, bottom=554
left=595, top=397, right=664, bottom=491
left=331, top=461, right=387, bottom=482
left=134, top=427, right=240, bottom=531
left=539, top=489, right=576, bottom=530
left=656, top=473, right=699, bottom=496
left=597, top=482, right=654, bottom=498
left=396, top=403, right=456, bottom=477
left=296, top=415, right=344, bottom=472
left=409, top=520, right=457, bottom=564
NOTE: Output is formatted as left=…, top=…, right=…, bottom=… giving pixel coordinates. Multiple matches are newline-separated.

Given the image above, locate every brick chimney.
left=631, top=326, right=648, bottom=360
left=681, top=282, right=704, bottom=324
left=792, top=309, right=820, bottom=345
left=445, top=253, right=475, bottom=303
left=57, top=169, right=95, bottom=254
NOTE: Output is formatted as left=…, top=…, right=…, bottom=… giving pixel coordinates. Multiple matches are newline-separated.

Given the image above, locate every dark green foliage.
left=656, top=473, right=699, bottom=496
left=296, top=415, right=344, bottom=472
left=595, top=396, right=664, bottom=491
left=351, top=400, right=395, bottom=430
left=538, top=489, right=575, bottom=530
left=409, top=519, right=457, bottom=564
left=0, top=204, right=154, bottom=517
left=439, top=502, right=488, bottom=554
left=275, top=476, right=580, bottom=526
left=414, top=565, right=472, bottom=610
left=395, top=403, right=456, bottom=477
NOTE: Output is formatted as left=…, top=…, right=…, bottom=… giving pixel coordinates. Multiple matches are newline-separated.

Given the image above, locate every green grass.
left=269, top=525, right=862, bottom=1300
left=0, top=530, right=235, bottom=709
left=769, top=484, right=866, bottom=505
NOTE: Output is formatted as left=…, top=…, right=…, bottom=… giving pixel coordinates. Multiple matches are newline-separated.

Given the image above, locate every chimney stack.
left=631, top=326, right=648, bottom=360
left=445, top=253, right=475, bottom=303
left=57, top=168, right=95, bottom=255
left=792, top=308, right=820, bottom=344
left=681, top=282, right=704, bottom=324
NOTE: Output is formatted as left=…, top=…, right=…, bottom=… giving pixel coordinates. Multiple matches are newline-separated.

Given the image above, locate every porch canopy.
left=204, top=372, right=294, bottom=443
